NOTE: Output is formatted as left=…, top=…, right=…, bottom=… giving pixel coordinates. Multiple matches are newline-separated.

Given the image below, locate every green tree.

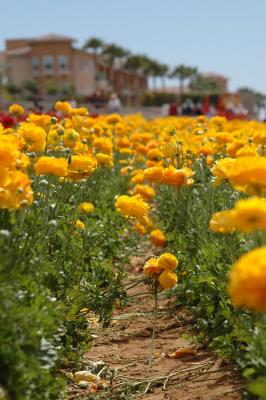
left=45, top=80, right=58, bottom=95
left=101, top=43, right=130, bottom=89
left=83, top=37, right=105, bottom=54
left=169, top=64, right=197, bottom=99
left=23, top=80, right=39, bottom=95
left=102, top=43, right=130, bottom=66
left=157, top=63, right=169, bottom=89
left=189, top=74, right=220, bottom=94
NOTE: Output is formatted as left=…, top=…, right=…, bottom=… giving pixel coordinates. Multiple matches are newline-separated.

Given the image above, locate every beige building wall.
left=8, top=54, right=31, bottom=86
left=73, top=51, right=96, bottom=96
left=0, top=52, right=7, bottom=84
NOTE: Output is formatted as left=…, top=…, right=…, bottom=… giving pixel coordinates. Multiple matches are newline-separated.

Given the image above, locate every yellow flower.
left=55, top=101, right=71, bottom=114
left=19, top=123, right=46, bottom=152
left=130, top=172, right=145, bottom=184
left=161, top=166, right=188, bottom=186
left=95, top=153, right=114, bottom=168
left=235, top=145, right=258, bottom=158
left=144, top=166, right=164, bottom=183
left=162, top=123, right=177, bottom=137
left=147, top=148, right=163, bottom=161
left=63, top=129, right=80, bottom=148
left=232, top=197, right=266, bottom=233
left=120, top=166, right=132, bottom=176
left=227, top=156, right=266, bottom=195
left=150, top=229, right=166, bottom=247
left=70, top=107, right=88, bottom=116
left=0, top=139, right=19, bottom=168
left=28, top=113, right=51, bottom=127
left=115, top=194, right=149, bottom=219
left=226, top=140, right=244, bottom=157
left=158, top=270, right=177, bottom=289
left=0, top=169, right=33, bottom=209
left=9, top=104, right=24, bottom=115
left=106, top=114, right=122, bottom=124
left=133, top=222, right=146, bottom=235
left=143, top=258, right=162, bottom=278
left=94, top=137, right=113, bottom=154
left=211, top=158, right=235, bottom=186
left=132, top=184, right=155, bottom=201
left=158, top=253, right=178, bottom=271
left=34, top=157, right=68, bottom=177
left=209, top=210, right=236, bottom=234
left=228, top=247, right=266, bottom=312
left=78, top=202, right=94, bottom=214
left=161, top=139, right=178, bottom=157
left=75, top=219, right=85, bottom=230
left=68, top=156, right=96, bottom=175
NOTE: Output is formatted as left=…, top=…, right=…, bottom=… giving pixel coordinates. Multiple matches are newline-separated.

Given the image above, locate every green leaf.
left=249, top=377, right=266, bottom=399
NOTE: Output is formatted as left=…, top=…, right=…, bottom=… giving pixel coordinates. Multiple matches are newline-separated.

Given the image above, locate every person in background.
left=195, top=102, right=202, bottom=116
left=107, top=93, right=122, bottom=113
left=161, top=103, right=170, bottom=116
left=169, top=102, right=178, bottom=116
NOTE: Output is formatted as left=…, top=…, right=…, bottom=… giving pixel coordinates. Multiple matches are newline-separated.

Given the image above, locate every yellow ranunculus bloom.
left=143, top=258, right=162, bottom=278
left=78, top=202, right=94, bottom=214
left=227, top=156, right=266, bottom=195
left=132, top=184, right=155, bottom=201
left=106, top=114, right=122, bottom=124
left=150, top=229, right=165, bottom=247
left=233, top=197, right=266, bottom=232
left=158, top=253, right=178, bottom=271
left=211, top=158, right=235, bottom=186
left=144, top=166, right=164, bottom=183
left=158, top=270, right=177, bottom=289
left=75, top=220, right=85, bottom=230
left=34, top=156, right=68, bottom=177
left=209, top=210, right=236, bottom=234
left=55, top=101, right=72, bottom=114
left=115, top=194, right=149, bottom=220
left=95, top=153, right=114, bottom=168
left=228, top=247, right=266, bottom=312
left=9, top=104, right=24, bottom=115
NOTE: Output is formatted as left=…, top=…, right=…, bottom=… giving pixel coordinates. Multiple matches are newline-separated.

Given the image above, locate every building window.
left=43, top=55, right=54, bottom=74
left=32, top=57, right=40, bottom=75
left=58, top=55, right=69, bottom=72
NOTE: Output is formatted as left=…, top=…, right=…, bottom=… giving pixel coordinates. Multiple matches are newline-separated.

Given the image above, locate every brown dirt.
left=68, top=255, right=245, bottom=400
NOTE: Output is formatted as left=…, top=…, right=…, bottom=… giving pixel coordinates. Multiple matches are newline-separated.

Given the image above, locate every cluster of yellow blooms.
left=2, top=102, right=266, bottom=314
left=0, top=102, right=122, bottom=209
left=144, top=252, right=178, bottom=289
left=0, top=118, right=33, bottom=209
left=205, top=123, right=266, bottom=311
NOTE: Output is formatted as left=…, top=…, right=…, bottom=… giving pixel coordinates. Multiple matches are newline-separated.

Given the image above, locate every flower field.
left=1, top=102, right=266, bottom=399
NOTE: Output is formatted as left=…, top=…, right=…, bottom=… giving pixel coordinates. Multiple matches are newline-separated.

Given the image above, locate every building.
left=0, top=34, right=147, bottom=104
left=202, top=72, right=228, bottom=94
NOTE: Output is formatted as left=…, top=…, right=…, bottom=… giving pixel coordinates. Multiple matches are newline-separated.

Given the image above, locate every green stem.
left=147, top=284, right=158, bottom=369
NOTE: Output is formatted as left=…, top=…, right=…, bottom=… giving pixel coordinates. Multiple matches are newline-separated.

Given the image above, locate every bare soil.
left=68, top=254, right=245, bottom=400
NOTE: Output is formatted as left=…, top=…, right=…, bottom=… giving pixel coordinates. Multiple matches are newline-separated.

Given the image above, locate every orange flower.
left=150, top=229, right=166, bottom=247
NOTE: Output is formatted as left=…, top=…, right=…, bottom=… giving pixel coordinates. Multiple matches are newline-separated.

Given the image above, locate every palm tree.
left=124, top=54, right=146, bottom=73
left=169, top=64, right=197, bottom=99
left=83, top=37, right=105, bottom=85
left=83, top=37, right=105, bottom=54
left=102, top=43, right=130, bottom=67
left=101, top=43, right=130, bottom=90
left=157, top=64, right=169, bottom=89
left=135, top=56, right=160, bottom=90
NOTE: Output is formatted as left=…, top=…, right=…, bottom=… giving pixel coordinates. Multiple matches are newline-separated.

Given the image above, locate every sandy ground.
left=67, top=255, right=245, bottom=400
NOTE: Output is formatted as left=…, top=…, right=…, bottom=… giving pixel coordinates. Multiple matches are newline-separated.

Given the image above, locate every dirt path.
left=68, top=255, right=244, bottom=399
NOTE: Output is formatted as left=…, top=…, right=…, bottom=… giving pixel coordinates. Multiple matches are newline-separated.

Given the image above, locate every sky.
left=0, top=0, right=265, bottom=93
